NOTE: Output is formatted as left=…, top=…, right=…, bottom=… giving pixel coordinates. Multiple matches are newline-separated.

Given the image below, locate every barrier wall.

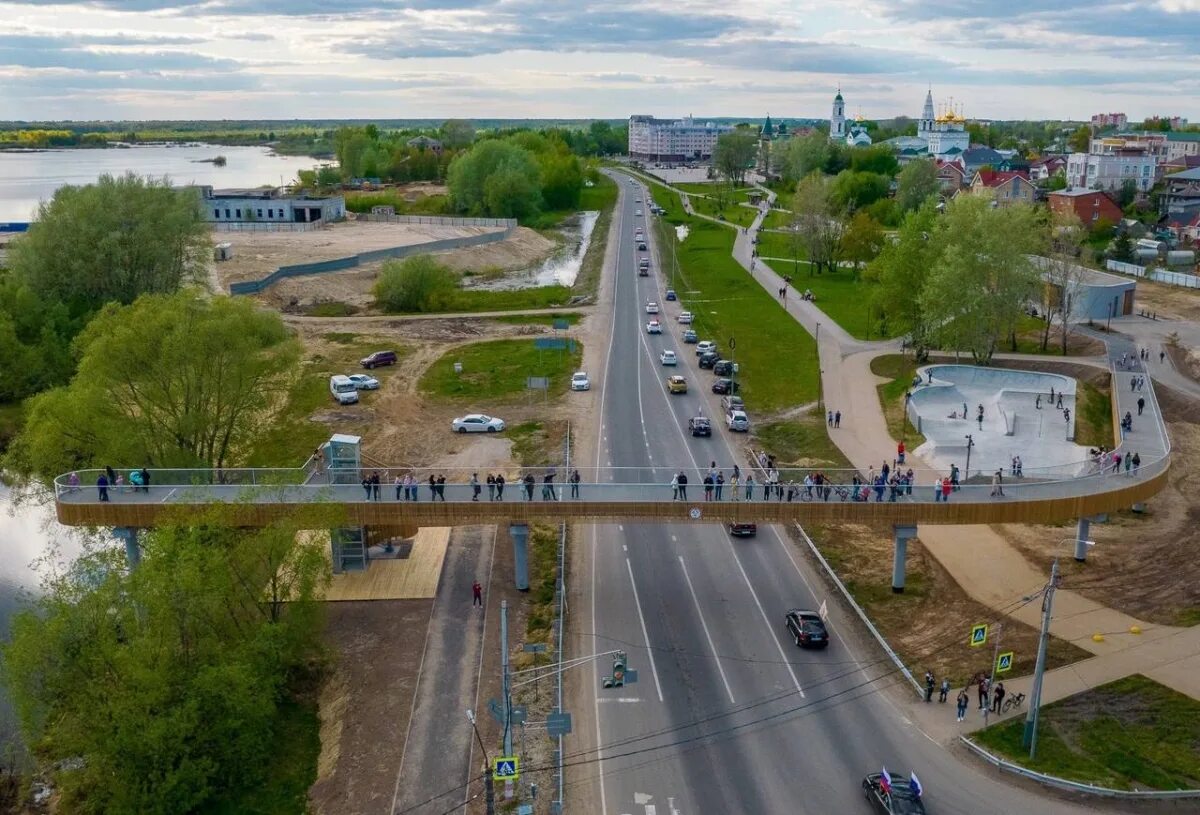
left=214, top=221, right=325, bottom=233
left=357, top=213, right=516, bottom=228
left=1106, top=259, right=1200, bottom=289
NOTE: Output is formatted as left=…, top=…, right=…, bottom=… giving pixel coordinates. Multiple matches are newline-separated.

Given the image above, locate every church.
left=829, top=89, right=873, bottom=147
left=830, top=87, right=970, bottom=158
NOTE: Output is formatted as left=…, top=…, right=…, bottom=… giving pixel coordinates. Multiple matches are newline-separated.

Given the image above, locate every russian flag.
left=910, top=772, right=923, bottom=797
left=879, top=767, right=892, bottom=794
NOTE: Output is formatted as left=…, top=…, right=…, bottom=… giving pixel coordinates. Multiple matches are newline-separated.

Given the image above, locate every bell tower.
left=830, top=88, right=846, bottom=141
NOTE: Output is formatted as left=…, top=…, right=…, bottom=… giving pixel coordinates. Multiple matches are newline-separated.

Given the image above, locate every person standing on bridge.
left=428, top=474, right=437, bottom=500
left=730, top=472, right=740, bottom=501
left=472, top=580, right=483, bottom=607
left=941, top=477, right=952, bottom=503
left=362, top=475, right=373, bottom=501
left=570, top=469, right=581, bottom=499
left=715, top=471, right=725, bottom=500
left=524, top=473, right=536, bottom=501
left=394, top=474, right=403, bottom=501
left=542, top=471, right=557, bottom=501
left=436, top=474, right=447, bottom=501
left=487, top=473, right=496, bottom=501
left=140, top=466, right=150, bottom=494
left=677, top=471, right=688, bottom=501
left=96, top=473, right=110, bottom=502
left=1125, top=454, right=1132, bottom=474
left=496, top=473, right=506, bottom=500
left=744, top=473, right=754, bottom=500
left=372, top=472, right=381, bottom=501
left=703, top=473, right=713, bottom=501
left=934, top=477, right=944, bottom=502
left=471, top=472, right=481, bottom=501
left=671, top=471, right=680, bottom=500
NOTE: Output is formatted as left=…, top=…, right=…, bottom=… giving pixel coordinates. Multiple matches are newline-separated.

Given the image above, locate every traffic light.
left=612, top=651, right=627, bottom=688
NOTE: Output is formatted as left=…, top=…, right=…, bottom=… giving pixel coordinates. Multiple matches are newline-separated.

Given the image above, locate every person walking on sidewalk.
left=939, top=677, right=951, bottom=703
left=956, top=689, right=970, bottom=722
left=992, top=682, right=1006, bottom=714
left=924, top=671, right=935, bottom=702
left=472, top=580, right=483, bottom=607
left=1138, top=396, right=1145, bottom=416
left=834, top=410, right=841, bottom=428
left=977, top=675, right=989, bottom=711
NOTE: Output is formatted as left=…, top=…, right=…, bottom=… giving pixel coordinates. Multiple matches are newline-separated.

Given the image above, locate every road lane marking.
left=728, top=547, right=804, bottom=697
left=625, top=557, right=665, bottom=702
left=160, top=488, right=176, bottom=503
left=678, top=554, right=736, bottom=704
left=597, top=697, right=642, bottom=703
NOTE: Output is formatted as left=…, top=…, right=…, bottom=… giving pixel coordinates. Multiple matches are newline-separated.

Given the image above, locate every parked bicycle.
left=1001, top=691, right=1026, bottom=714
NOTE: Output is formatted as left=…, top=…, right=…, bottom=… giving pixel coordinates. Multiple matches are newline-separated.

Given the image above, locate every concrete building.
left=628, top=115, right=733, bottom=162
left=198, top=187, right=345, bottom=224
left=1048, top=188, right=1123, bottom=227
left=1091, top=112, right=1128, bottom=129
left=917, top=89, right=970, bottom=158
left=1160, top=167, right=1200, bottom=215
left=1066, top=150, right=1156, bottom=192
left=1030, top=256, right=1136, bottom=321
left=829, top=90, right=847, bottom=142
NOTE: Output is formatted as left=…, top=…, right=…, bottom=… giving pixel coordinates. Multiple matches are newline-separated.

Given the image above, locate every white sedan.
left=646, top=301, right=660, bottom=314
left=646, top=320, right=662, bottom=334
left=452, top=414, right=506, bottom=433
left=660, top=350, right=678, bottom=366
left=571, top=371, right=591, bottom=391
left=347, top=373, right=380, bottom=390
left=677, top=311, right=693, bottom=324
left=636, top=209, right=643, bottom=216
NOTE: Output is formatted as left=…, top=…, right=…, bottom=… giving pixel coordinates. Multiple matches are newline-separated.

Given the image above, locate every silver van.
left=330, top=375, right=360, bottom=405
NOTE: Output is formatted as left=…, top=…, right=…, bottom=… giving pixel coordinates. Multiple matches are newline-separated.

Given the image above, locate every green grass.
left=1076, top=377, right=1115, bottom=448
left=760, top=209, right=794, bottom=231
left=446, top=285, right=575, bottom=313
left=645, top=180, right=689, bottom=223
left=871, top=355, right=927, bottom=448
left=660, top=219, right=818, bottom=410
left=755, top=230, right=802, bottom=261
left=524, top=523, right=561, bottom=644
left=344, top=190, right=448, bottom=215
left=973, top=675, right=1200, bottom=791
left=689, top=195, right=756, bottom=226
left=573, top=174, right=618, bottom=297
left=524, top=180, right=620, bottom=230
left=490, top=313, right=582, bottom=326
left=419, top=339, right=583, bottom=401
left=1174, top=607, right=1200, bottom=627
left=753, top=409, right=853, bottom=470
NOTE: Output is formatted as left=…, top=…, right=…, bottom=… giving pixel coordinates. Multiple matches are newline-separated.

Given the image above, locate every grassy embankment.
left=344, top=190, right=449, bottom=215
left=490, top=313, right=583, bottom=326
left=419, top=338, right=583, bottom=401
left=871, top=355, right=927, bottom=448
left=974, top=675, right=1200, bottom=790
left=760, top=209, right=793, bottom=231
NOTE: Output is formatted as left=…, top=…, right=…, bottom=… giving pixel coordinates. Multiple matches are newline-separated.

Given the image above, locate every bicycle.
left=1001, top=692, right=1026, bottom=714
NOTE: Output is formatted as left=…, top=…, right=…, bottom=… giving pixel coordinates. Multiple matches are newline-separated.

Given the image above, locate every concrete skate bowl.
left=907, top=365, right=1095, bottom=479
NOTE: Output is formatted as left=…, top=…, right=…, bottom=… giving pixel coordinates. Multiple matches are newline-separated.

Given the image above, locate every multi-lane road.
left=578, top=171, right=1097, bottom=815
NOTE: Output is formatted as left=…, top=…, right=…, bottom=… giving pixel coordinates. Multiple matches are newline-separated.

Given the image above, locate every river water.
left=0, top=144, right=323, bottom=222
left=462, top=210, right=598, bottom=290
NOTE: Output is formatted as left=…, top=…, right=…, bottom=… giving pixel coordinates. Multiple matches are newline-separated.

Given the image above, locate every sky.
left=1, top=0, right=1198, bottom=122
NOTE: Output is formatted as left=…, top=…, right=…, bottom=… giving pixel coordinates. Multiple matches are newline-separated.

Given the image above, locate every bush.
left=373, top=256, right=459, bottom=312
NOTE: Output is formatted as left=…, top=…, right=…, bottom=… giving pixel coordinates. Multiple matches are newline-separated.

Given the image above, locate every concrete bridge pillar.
left=892, top=525, right=918, bottom=594
left=1075, top=517, right=1091, bottom=562
left=510, top=523, right=530, bottom=591
left=112, top=527, right=141, bottom=568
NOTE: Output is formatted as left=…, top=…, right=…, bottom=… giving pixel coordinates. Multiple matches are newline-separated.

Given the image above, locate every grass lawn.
left=523, top=522, right=561, bottom=647
left=645, top=180, right=689, bottom=224
left=446, top=285, right=575, bottom=313
left=760, top=209, right=794, bottom=231
left=1075, top=377, right=1115, bottom=449
left=573, top=174, right=618, bottom=297
left=490, top=313, right=583, bottom=326
left=753, top=408, right=853, bottom=470
left=419, top=339, right=583, bottom=401
left=755, top=229, right=802, bottom=261
left=973, top=675, right=1200, bottom=790
left=688, top=195, right=756, bottom=226
left=506, top=419, right=568, bottom=468
left=870, top=355, right=927, bottom=448
left=1009, top=314, right=1104, bottom=357
left=525, top=179, right=619, bottom=230
left=344, top=190, right=448, bottom=216
left=660, top=219, right=819, bottom=409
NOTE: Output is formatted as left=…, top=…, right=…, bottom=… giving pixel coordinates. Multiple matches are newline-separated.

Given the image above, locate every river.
left=0, top=144, right=323, bottom=222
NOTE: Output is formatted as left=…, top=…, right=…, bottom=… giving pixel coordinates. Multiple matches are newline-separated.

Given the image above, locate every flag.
left=879, top=767, right=892, bottom=795
left=909, top=772, right=923, bottom=797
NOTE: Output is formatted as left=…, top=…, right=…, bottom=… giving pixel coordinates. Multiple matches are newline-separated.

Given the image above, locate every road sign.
left=546, top=711, right=573, bottom=737
left=552, top=319, right=570, bottom=330
left=493, top=756, right=520, bottom=781
left=970, top=623, right=989, bottom=647
left=535, top=337, right=567, bottom=350
left=689, top=507, right=701, bottom=520
left=526, top=376, right=549, bottom=390
left=996, top=651, right=1014, bottom=674
left=522, top=643, right=548, bottom=653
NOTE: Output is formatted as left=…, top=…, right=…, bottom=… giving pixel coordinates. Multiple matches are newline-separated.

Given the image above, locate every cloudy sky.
left=1, top=0, right=1198, bottom=122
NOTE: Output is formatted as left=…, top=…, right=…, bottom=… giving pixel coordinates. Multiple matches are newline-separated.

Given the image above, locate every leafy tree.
left=776, top=131, right=831, bottom=183
left=446, top=140, right=543, bottom=218
left=1067, top=125, right=1091, bottom=153
left=0, top=511, right=329, bottom=815
left=830, top=170, right=889, bottom=211
left=791, top=173, right=844, bottom=275
left=1090, top=216, right=1116, bottom=242
left=9, top=173, right=209, bottom=314
left=1039, top=211, right=1086, bottom=354
left=863, top=198, right=901, bottom=227
left=373, top=255, right=459, bottom=313
left=1116, top=178, right=1138, bottom=210
left=865, top=201, right=942, bottom=352
left=896, top=159, right=940, bottom=212
left=485, top=165, right=543, bottom=218
left=713, top=130, right=758, bottom=186
left=840, top=211, right=885, bottom=277
left=849, top=145, right=899, bottom=176
left=538, top=152, right=584, bottom=210
left=439, top=119, right=477, bottom=149
left=1111, top=231, right=1134, bottom=263
left=9, top=291, right=300, bottom=478
left=1040, top=174, right=1068, bottom=192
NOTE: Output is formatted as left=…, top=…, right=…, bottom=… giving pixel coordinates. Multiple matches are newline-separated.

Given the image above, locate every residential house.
left=1030, top=156, right=1067, bottom=182
left=935, top=158, right=966, bottom=193
left=1161, top=210, right=1200, bottom=245
left=1160, top=167, right=1200, bottom=215
left=967, top=170, right=1035, bottom=206
left=406, top=135, right=443, bottom=153
left=1048, top=189, right=1123, bottom=227
left=1066, top=149, right=1156, bottom=192
left=960, top=146, right=1004, bottom=178
left=1162, top=155, right=1200, bottom=174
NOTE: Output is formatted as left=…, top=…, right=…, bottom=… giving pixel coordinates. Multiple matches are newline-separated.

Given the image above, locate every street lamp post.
left=964, top=434, right=975, bottom=481
left=466, top=709, right=496, bottom=815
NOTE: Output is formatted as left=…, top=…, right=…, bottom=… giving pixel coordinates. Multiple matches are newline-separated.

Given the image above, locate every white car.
left=571, top=371, right=591, bottom=391
left=452, top=414, right=506, bottom=433
left=347, top=373, right=380, bottom=390
left=696, top=340, right=717, bottom=356
left=636, top=209, right=643, bottom=216
left=635, top=198, right=642, bottom=203
left=726, top=409, right=750, bottom=432
left=660, top=350, right=678, bottom=366
left=645, top=301, right=660, bottom=314
left=646, top=320, right=662, bottom=334
left=677, top=311, right=693, bottom=324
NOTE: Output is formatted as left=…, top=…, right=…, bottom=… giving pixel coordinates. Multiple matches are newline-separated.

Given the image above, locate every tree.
left=865, top=201, right=942, bottom=352
left=9, top=173, right=209, bottom=314
left=1116, top=178, right=1138, bottom=210
left=1, top=511, right=330, bottom=815
left=791, top=173, right=844, bottom=275
left=446, top=140, right=543, bottom=218
left=849, top=145, right=899, bottom=176
left=776, top=131, right=831, bottom=183
left=829, top=170, right=889, bottom=211
left=538, top=152, right=583, bottom=210
left=1067, top=125, right=1091, bottom=153
left=9, top=291, right=300, bottom=478
left=840, top=211, right=885, bottom=277
left=1111, top=231, right=1134, bottom=263
left=1040, top=174, right=1068, bottom=192
left=373, top=255, right=458, bottom=313
left=895, top=159, right=940, bottom=212
left=439, top=119, right=477, bottom=149
left=1039, top=211, right=1086, bottom=354
left=713, top=130, right=758, bottom=186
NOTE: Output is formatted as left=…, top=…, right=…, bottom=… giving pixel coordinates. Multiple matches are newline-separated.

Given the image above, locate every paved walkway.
left=677, top=181, right=1200, bottom=715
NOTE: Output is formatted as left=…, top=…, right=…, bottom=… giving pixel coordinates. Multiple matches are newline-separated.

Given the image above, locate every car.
left=785, top=609, right=830, bottom=649
left=721, top=394, right=745, bottom=413
left=635, top=209, right=643, bottom=216
left=726, top=408, right=750, bottom=431
left=570, top=371, right=591, bottom=391
left=660, top=350, right=677, bottom=366
left=728, top=523, right=758, bottom=537
left=695, top=340, right=717, bottom=356
left=667, top=375, right=688, bottom=394
left=862, top=772, right=925, bottom=814
left=637, top=242, right=648, bottom=251
left=360, top=350, right=398, bottom=369
left=635, top=198, right=642, bottom=203
left=645, top=301, right=659, bottom=314
left=638, top=265, right=649, bottom=277
left=712, top=377, right=741, bottom=394
left=698, top=352, right=719, bottom=369
left=677, top=311, right=693, bottom=324
left=646, top=320, right=662, bottom=334
left=347, top=373, right=380, bottom=390
left=688, top=415, right=712, bottom=436
left=329, top=375, right=360, bottom=405
left=682, top=329, right=698, bottom=343
left=665, top=289, right=677, bottom=301
left=452, top=414, right=506, bottom=433
left=713, top=359, right=734, bottom=376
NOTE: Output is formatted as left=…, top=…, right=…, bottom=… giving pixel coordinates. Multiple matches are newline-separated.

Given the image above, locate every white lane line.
left=160, top=488, right=177, bottom=503
left=678, top=555, right=736, bottom=704
left=625, top=557, right=665, bottom=702
left=729, top=548, right=804, bottom=697
left=597, top=697, right=642, bottom=703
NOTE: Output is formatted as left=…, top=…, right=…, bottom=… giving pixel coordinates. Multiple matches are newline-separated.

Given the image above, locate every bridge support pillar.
left=510, top=523, right=530, bottom=591
left=892, top=525, right=918, bottom=594
left=112, top=527, right=141, bottom=568
left=1074, top=518, right=1091, bottom=562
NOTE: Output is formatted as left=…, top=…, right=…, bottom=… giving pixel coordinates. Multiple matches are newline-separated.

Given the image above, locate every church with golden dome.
left=917, top=88, right=970, bottom=158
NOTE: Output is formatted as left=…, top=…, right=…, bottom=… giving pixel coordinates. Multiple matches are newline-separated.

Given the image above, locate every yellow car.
left=667, top=375, right=688, bottom=394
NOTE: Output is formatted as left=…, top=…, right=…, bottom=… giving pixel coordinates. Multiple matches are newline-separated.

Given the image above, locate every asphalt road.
left=581, top=172, right=1099, bottom=815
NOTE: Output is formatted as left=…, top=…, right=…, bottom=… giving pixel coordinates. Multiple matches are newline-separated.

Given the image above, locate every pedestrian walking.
left=1138, top=376, right=1144, bottom=392
left=1131, top=375, right=1138, bottom=392
left=677, top=471, right=688, bottom=500
left=140, top=466, right=151, bottom=494
left=1160, top=349, right=1166, bottom=364
left=956, top=688, right=969, bottom=721
left=992, top=682, right=1006, bottom=714
left=834, top=410, right=841, bottom=428
left=97, top=473, right=110, bottom=502
left=496, top=474, right=506, bottom=500
left=924, top=671, right=935, bottom=703
left=1124, top=454, right=1132, bottom=474
left=934, top=477, right=943, bottom=502
left=105, top=465, right=116, bottom=488
left=570, top=468, right=581, bottom=499
left=897, top=440, right=905, bottom=465
left=1035, top=394, right=1041, bottom=409
left=827, top=410, right=833, bottom=427
left=472, top=580, right=483, bottom=607
left=939, top=677, right=951, bottom=703
left=487, top=473, right=496, bottom=501
left=1132, top=452, right=1141, bottom=474
left=542, top=471, right=557, bottom=501
left=1064, top=407, right=1071, bottom=424
left=471, top=472, right=481, bottom=501
left=436, top=474, right=447, bottom=501
left=1137, top=396, right=1145, bottom=416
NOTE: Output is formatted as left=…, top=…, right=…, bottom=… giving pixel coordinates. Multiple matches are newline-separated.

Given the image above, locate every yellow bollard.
left=1130, top=625, right=1142, bottom=635
left=1092, top=633, right=1105, bottom=642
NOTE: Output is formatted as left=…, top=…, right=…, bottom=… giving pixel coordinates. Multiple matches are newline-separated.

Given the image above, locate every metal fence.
left=358, top=214, right=517, bottom=228
left=1106, top=259, right=1200, bottom=289
left=213, top=221, right=325, bottom=233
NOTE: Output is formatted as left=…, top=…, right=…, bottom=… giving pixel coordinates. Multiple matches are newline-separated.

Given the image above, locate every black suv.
left=698, top=352, right=720, bottom=369
left=711, top=378, right=740, bottom=395
left=728, top=523, right=757, bottom=537
left=688, top=416, right=712, bottom=437
left=712, top=359, right=734, bottom=377
left=784, top=609, right=829, bottom=649
left=361, top=350, right=398, bottom=369
left=862, top=772, right=926, bottom=814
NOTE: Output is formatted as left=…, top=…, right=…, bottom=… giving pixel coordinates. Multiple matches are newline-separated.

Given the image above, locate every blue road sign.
left=552, top=319, right=570, bottom=330
left=535, top=337, right=567, bottom=350
left=493, top=756, right=520, bottom=781
left=970, top=624, right=988, bottom=647
left=996, top=651, right=1014, bottom=674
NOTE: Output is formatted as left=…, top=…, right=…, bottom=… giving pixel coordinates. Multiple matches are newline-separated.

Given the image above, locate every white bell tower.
left=830, top=88, right=846, bottom=141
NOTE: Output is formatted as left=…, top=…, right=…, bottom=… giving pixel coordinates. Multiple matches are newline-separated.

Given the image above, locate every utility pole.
left=1024, top=559, right=1060, bottom=758
left=983, top=623, right=1002, bottom=728
left=815, top=322, right=822, bottom=412
left=501, top=600, right=513, bottom=760
left=466, top=709, right=496, bottom=815
left=964, top=434, right=974, bottom=481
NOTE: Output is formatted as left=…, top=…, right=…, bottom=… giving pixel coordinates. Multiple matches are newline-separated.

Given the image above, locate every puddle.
left=463, top=211, right=598, bottom=290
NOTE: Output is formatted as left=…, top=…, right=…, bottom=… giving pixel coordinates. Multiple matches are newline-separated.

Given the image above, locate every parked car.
left=785, top=609, right=830, bottom=649
left=713, top=359, right=734, bottom=376
left=721, top=394, right=745, bottom=413
left=695, top=340, right=717, bottom=356
left=688, top=415, right=712, bottom=437
left=698, top=352, right=719, bottom=369
left=862, top=771, right=925, bottom=814
left=646, top=320, right=662, bottom=334
left=360, top=350, right=398, bottom=369
left=682, top=329, right=698, bottom=344
left=347, top=373, right=380, bottom=390
left=677, top=311, right=693, bottom=324
left=728, top=523, right=757, bottom=537
left=329, top=375, right=359, bottom=405
left=712, top=378, right=741, bottom=395
left=637, top=242, right=648, bottom=251
left=452, top=414, right=506, bottom=433
left=726, top=408, right=749, bottom=431
left=665, top=289, right=677, bottom=301
left=667, top=375, right=688, bottom=394
left=660, top=350, right=678, bottom=366
left=645, top=301, right=659, bottom=314
left=571, top=371, right=591, bottom=391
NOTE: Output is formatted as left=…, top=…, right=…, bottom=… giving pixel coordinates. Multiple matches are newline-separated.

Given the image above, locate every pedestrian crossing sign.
left=493, top=756, right=520, bottom=781
left=970, top=624, right=988, bottom=647
left=996, top=651, right=1014, bottom=674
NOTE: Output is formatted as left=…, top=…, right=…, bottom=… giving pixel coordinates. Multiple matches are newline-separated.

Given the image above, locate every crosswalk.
left=621, top=793, right=681, bottom=815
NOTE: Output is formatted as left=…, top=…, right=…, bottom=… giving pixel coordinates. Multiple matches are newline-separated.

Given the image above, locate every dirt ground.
left=995, top=385, right=1200, bottom=626
left=1131, top=276, right=1200, bottom=322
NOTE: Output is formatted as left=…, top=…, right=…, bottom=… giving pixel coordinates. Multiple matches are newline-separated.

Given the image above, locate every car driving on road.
left=571, top=371, right=591, bottom=391
left=728, top=523, right=757, bottom=537
left=452, top=414, right=506, bottom=433
left=667, top=375, right=688, bottom=394
left=645, top=301, right=659, bottom=314
left=660, top=350, right=677, bottom=366
left=688, top=415, right=712, bottom=436
left=862, top=771, right=925, bottom=814
left=785, top=609, right=830, bottom=649
left=646, top=320, right=662, bottom=334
